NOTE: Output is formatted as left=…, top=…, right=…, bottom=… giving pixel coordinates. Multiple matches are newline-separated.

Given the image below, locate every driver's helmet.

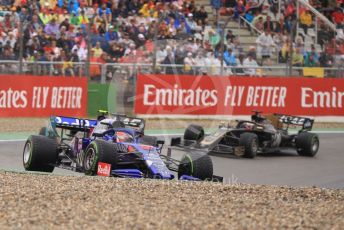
left=116, top=131, right=133, bottom=143
left=243, top=122, right=254, bottom=130
left=92, top=118, right=113, bottom=136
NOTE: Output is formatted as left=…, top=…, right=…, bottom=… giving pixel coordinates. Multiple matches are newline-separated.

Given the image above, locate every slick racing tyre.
left=184, top=124, right=204, bottom=142
left=84, top=139, right=118, bottom=175
left=139, top=135, right=158, bottom=147
left=178, top=152, right=213, bottom=180
left=296, top=132, right=319, bottom=157
left=239, top=133, right=259, bottom=158
left=23, top=135, right=58, bottom=172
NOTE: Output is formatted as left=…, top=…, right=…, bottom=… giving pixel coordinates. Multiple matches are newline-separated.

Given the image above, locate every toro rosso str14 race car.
left=23, top=113, right=217, bottom=181
left=171, top=111, right=319, bottom=158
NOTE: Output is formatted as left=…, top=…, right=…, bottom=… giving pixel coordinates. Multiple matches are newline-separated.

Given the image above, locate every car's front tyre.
left=178, top=152, right=213, bottom=180
left=83, top=139, right=118, bottom=175
left=239, top=133, right=259, bottom=158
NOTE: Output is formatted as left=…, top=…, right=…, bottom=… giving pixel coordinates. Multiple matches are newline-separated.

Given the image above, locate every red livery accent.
left=97, top=162, right=111, bottom=177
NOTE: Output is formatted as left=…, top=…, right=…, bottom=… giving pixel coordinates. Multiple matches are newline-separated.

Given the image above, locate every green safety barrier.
left=87, top=83, right=116, bottom=117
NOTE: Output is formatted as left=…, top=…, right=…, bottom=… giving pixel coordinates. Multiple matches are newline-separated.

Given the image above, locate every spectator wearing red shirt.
left=332, top=8, right=344, bottom=25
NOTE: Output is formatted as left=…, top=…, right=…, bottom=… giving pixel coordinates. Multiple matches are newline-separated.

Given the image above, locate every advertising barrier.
left=0, top=75, right=87, bottom=117
left=135, top=74, right=344, bottom=116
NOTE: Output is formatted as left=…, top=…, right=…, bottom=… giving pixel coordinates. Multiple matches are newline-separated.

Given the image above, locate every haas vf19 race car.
left=23, top=112, right=218, bottom=181
left=171, top=111, right=319, bottom=158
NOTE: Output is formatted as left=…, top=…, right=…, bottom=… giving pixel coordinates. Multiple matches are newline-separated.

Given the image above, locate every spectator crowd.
left=220, top=0, right=344, bottom=71
left=0, top=0, right=342, bottom=78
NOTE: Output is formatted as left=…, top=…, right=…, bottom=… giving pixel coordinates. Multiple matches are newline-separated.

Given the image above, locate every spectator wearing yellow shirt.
left=91, top=42, right=103, bottom=58
left=39, top=10, right=53, bottom=25
left=79, top=11, right=89, bottom=26
left=139, top=2, right=158, bottom=18
left=292, top=48, right=304, bottom=67
left=300, top=10, right=313, bottom=34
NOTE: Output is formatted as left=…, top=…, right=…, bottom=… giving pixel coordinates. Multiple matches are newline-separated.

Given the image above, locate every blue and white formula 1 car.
left=23, top=113, right=218, bottom=181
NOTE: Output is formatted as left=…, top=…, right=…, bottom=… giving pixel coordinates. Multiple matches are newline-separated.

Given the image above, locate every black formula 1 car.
left=170, top=111, right=320, bottom=158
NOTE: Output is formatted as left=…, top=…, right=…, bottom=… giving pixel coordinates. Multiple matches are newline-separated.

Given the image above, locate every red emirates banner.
left=0, top=75, right=87, bottom=117
left=135, top=74, right=344, bottom=116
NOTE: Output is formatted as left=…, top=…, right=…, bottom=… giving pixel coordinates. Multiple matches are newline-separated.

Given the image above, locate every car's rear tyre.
left=184, top=124, right=204, bottom=142
left=178, top=152, right=213, bottom=180
left=139, top=135, right=158, bottom=147
left=296, top=132, right=319, bottom=157
left=23, top=135, right=57, bottom=172
left=83, top=139, right=118, bottom=175
left=239, top=133, right=258, bottom=158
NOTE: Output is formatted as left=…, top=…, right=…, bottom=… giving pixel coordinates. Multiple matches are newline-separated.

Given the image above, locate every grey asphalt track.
left=1, top=133, right=343, bottom=188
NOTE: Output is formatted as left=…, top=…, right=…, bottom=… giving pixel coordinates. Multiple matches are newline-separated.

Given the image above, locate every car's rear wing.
left=273, top=114, right=314, bottom=131
left=97, top=110, right=145, bottom=133
left=51, top=116, right=97, bottom=132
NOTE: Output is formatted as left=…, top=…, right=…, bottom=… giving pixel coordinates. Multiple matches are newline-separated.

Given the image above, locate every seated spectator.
left=205, top=29, right=220, bottom=50
left=337, top=28, right=344, bottom=41
left=332, top=7, right=344, bottom=25
left=162, top=50, right=176, bottom=75
left=44, top=18, right=60, bottom=36
left=194, top=6, right=208, bottom=26
left=243, top=53, right=259, bottom=76
left=245, top=10, right=254, bottom=26
left=185, top=13, right=198, bottom=34
left=274, top=16, right=287, bottom=33
left=263, top=16, right=274, bottom=33
left=70, top=11, right=80, bottom=26
left=256, top=31, right=275, bottom=65
left=98, top=3, right=112, bottom=23
left=92, top=41, right=103, bottom=58
left=1, top=13, right=15, bottom=31
left=318, top=24, right=333, bottom=48
left=184, top=52, right=196, bottom=74
left=254, top=16, right=264, bottom=32
left=292, top=48, right=304, bottom=67
left=304, top=45, right=320, bottom=67
left=39, top=8, right=53, bottom=25
left=280, top=37, right=291, bottom=63
left=234, top=1, right=246, bottom=20
left=226, top=30, right=236, bottom=42
left=2, top=31, right=16, bottom=49
left=294, top=36, right=305, bottom=53
left=71, top=41, right=87, bottom=61
left=223, top=48, right=237, bottom=66
left=105, top=25, right=119, bottom=45
left=273, top=32, right=284, bottom=57
left=156, top=45, right=168, bottom=64
left=89, top=51, right=100, bottom=78
left=247, top=46, right=257, bottom=60
left=211, top=55, right=222, bottom=76
left=224, top=48, right=237, bottom=73
left=194, top=52, right=207, bottom=75
left=223, top=0, right=236, bottom=10
left=319, top=51, right=334, bottom=67
left=299, top=10, right=313, bottom=34
left=228, top=38, right=244, bottom=56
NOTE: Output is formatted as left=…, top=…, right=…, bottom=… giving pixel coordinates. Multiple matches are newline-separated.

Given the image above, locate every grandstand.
left=0, top=0, right=343, bottom=79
